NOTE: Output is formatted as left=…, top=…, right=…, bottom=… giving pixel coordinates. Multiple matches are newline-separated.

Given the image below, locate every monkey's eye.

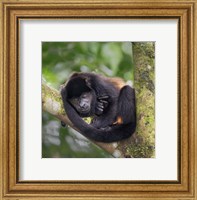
left=81, top=94, right=87, bottom=98
left=70, top=98, right=78, bottom=105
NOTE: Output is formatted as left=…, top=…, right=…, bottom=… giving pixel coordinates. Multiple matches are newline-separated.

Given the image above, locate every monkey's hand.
left=95, top=95, right=109, bottom=115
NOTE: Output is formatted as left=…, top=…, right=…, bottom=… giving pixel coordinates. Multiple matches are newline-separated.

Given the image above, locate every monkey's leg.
left=116, top=85, right=136, bottom=125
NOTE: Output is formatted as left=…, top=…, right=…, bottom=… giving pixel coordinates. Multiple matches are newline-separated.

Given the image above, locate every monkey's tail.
left=83, top=122, right=135, bottom=143
left=64, top=99, right=136, bottom=143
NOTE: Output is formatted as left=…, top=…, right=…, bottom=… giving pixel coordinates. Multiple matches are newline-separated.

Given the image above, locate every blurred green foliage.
left=42, top=42, right=134, bottom=88
left=42, top=42, right=134, bottom=158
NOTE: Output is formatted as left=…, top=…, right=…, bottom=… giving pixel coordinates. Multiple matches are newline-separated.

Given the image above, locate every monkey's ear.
left=59, top=84, right=65, bottom=92
left=85, top=77, right=92, bottom=88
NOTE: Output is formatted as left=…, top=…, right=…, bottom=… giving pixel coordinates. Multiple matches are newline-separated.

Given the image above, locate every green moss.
left=127, top=141, right=155, bottom=158
left=125, top=42, right=155, bottom=158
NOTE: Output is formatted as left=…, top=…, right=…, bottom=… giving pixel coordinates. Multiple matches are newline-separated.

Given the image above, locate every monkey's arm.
left=116, top=85, right=136, bottom=125
left=85, top=76, right=111, bottom=115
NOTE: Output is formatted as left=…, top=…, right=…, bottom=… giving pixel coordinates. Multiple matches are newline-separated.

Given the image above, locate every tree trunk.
left=42, top=42, right=155, bottom=158
left=129, top=42, right=155, bottom=158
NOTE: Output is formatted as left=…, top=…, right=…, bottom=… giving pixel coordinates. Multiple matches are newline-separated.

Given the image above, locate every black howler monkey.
left=61, top=72, right=136, bottom=143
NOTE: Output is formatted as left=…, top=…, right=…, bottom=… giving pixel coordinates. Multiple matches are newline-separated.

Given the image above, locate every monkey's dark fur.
left=61, top=72, right=136, bottom=143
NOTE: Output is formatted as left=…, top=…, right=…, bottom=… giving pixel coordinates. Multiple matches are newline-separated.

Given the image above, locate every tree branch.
left=42, top=79, right=73, bottom=127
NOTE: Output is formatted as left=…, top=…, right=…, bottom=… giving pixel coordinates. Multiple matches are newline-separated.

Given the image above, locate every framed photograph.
left=0, top=0, right=196, bottom=199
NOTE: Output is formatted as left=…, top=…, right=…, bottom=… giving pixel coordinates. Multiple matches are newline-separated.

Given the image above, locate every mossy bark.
left=126, top=42, right=155, bottom=158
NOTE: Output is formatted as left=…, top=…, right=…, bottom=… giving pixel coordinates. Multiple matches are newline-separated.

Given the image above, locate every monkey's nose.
left=80, top=102, right=88, bottom=110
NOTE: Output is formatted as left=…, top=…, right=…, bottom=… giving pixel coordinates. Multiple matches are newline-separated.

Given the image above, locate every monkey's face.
left=69, top=92, right=94, bottom=117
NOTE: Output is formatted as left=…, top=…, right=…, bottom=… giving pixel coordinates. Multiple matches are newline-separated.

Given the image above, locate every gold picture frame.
left=0, top=0, right=196, bottom=199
